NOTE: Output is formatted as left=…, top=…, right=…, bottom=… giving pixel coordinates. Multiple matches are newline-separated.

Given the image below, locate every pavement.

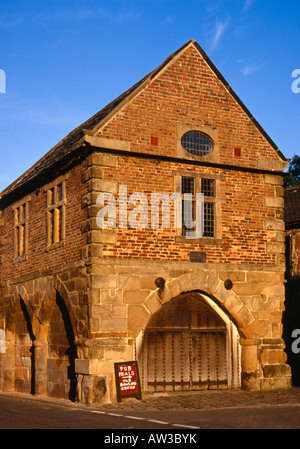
left=100, top=387, right=300, bottom=412
left=2, top=386, right=300, bottom=413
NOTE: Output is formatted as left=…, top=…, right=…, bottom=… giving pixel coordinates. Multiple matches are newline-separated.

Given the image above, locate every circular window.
left=181, top=131, right=213, bottom=156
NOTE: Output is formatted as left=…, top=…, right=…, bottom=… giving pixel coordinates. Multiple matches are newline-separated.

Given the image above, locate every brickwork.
left=0, top=40, right=291, bottom=404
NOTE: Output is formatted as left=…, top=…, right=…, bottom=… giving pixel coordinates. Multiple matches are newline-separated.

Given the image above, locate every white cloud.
left=243, top=0, right=256, bottom=12
left=211, top=19, right=230, bottom=50
left=240, top=62, right=264, bottom=76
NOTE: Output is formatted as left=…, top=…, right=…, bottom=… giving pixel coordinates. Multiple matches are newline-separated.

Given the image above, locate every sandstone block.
left=245, top=320, right=272, bottom=339
left=241, top=345, right=258, bottom=372
left=87, top=230, right=116, bottom=245
left=264, top=219, right=285, bottom=231
left=219, top=271, right=246, bottom=282
left=241, top=371, right=261, bottom=391
left=264, top=197, right=284, bottom=208
left=101, top=318, right=127, bottom=332
left=266, top=242, right=285, bottom=254
left=79, top=374, right=110, bottom=405
left=88, top=152, right=117, bottom=167
left=123, top=290, right=149, bottom=305
left=145, top=292, right=162, bottom=315
left=127, top=305, right=151, bottom=337
left=233, top=283, right=263, bottom=296
left=263, top=174, right=283, bottom=186
left=260, top=377, right=291, bottom=391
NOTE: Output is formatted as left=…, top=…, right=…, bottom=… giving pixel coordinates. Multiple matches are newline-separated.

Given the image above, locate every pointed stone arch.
left=43, top=275, right=78, bottom=401
left=3, top=284, right=36, bottom=394
left=141, top=272, right=255, bottom=340
left=136, top=290, right=241, bottom=392
left=38, top=275, right=78, bottom=337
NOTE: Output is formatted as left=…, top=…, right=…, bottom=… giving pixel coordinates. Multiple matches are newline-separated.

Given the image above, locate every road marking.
left=90, top=409, right=199, bottom=428
left=124, top=415, right=146, bottom=421
left=172, top=423, right=200, bottom=429
left=146, top=419, right=169, bottom=425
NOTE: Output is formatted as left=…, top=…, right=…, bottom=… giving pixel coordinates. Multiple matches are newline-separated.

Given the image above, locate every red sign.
left=114, top=361, right=142, bottom=402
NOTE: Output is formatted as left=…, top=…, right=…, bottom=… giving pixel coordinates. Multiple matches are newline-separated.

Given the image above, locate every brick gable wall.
left=97, top=44, right=282, bottom=167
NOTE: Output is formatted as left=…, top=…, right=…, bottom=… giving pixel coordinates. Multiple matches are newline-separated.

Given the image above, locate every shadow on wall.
left=283, top=278, right=300, bottom=386
left=20, top=298, right=36, bottom=395
left=55, top=293, right=78, bottom=402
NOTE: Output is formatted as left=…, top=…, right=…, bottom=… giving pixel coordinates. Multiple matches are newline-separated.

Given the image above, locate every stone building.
left=283, top=185, right=300, bottom=386
left=285, top=185, right=300, bottom=280
left=0, top=40, right=291, bottom=404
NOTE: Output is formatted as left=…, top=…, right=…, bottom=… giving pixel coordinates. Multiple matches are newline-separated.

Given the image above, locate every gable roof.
left=0, top=39, right=288, bottom=206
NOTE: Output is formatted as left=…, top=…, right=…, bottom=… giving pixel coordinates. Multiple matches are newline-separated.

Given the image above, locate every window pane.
left=203, top=202, right=214, bottom=237
left=49, top=210, right=54, bottom=244
left=58, top=206, right=63, bottom=241
left=182, top=199, right=196, bottom=235
left=48, top=188, right=54, bottom=206
left=201, top=178, right=215, bottom=197
left=181, top=177, right=195, bottom=194
left=14, top=208, right=19, bottom=225
left=181, top=131, right=213, bottom=156
left=58, top=183, right=64, bottom=202
left=19, top=224, right=25, bottom=256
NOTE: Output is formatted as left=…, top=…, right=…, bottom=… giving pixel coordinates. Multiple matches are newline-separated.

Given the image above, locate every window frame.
left=45, top=175, right=67, bottom=250
left=12, top=198, right=30, bottom=262
left=181, top=130, right=214, bottom=157
left=174, top=171, right=223, bottom=244
left=176, top=123, right=219, bottom=164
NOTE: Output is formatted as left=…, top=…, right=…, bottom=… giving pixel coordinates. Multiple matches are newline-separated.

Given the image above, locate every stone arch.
left=141, top=272, right=255, bottom=340
left=43, top=275, right=78, bottom=401
left=38, top=275, right=78, bottom=337
left=6, top=284, right=32, bottom=333
left=136, top=289, right=241, bottom=391
left=3, top=284, right=36, bottom=394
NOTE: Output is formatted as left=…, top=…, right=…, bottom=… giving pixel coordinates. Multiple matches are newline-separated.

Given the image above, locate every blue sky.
left=0, top=0, right=300, bottom=192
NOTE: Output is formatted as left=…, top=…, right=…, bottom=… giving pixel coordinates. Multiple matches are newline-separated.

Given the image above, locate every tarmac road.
left=1, top=388, right=300, bottom=431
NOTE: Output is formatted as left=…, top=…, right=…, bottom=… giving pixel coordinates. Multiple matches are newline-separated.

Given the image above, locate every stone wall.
left=74, top=258, right=290, bottom=401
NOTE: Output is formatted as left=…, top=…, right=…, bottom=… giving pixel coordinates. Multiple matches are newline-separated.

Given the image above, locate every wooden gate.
left=139, top=294, right=231, bottom=392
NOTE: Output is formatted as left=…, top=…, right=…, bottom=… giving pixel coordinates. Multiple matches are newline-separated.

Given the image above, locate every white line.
left=147, top=419, right=169, bottom=425
left=172, top=423, right=200, bottom=429
left=90, top=409, right=200, bottom=428
left=124, top=415, right=146, bottom=421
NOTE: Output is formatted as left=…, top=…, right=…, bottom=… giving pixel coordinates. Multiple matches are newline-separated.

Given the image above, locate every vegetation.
left=285, top=155, right=300, bottom=187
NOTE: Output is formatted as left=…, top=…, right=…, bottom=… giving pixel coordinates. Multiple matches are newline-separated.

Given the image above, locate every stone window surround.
left=12, top=198, right=30, bottom=263
left=44, top=174, right=68, bottom=251
left=176, top=122, right=219, bottom=164
left=173, top=170, right=223, bottom=245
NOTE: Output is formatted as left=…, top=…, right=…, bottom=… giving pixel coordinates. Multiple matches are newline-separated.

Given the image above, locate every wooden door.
left=140, top=294, right=228, bottom=391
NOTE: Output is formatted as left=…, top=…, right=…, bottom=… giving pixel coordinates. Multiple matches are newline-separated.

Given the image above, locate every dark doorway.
left=283, top=278, right=300, bottom=386
left=47, top=293, right=77, bottom=401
